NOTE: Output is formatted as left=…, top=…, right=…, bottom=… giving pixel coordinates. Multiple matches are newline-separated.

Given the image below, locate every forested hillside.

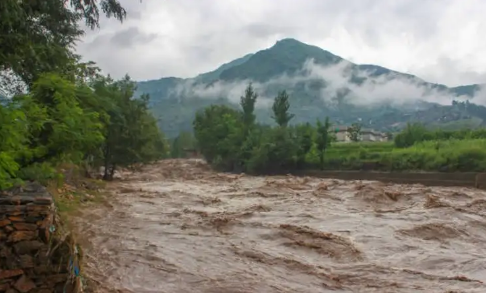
left=137, top=39, right=485, bottom=138
left=0, top=0, right=167, bottom=189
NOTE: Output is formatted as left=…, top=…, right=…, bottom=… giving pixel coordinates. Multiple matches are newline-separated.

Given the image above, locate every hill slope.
left=136, top=38, right=485, bottom=138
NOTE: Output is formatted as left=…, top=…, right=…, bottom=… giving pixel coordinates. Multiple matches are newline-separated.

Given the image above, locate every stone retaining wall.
left=0, top=182, right=80, bottom=293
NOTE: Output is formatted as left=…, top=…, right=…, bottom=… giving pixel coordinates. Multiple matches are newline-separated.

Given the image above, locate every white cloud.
left=77, top=0, right=486, bottom=86
left=171, top=59, right=486, bottom=109
left=473, top=86, right=486, bottom=105
left=172, top=79, right=275, bottom=107
left=300, top=60, right=462, bottom=106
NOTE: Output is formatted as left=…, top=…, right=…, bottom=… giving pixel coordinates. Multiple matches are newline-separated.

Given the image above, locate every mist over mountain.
left=136, top=38, right=486, bottom=138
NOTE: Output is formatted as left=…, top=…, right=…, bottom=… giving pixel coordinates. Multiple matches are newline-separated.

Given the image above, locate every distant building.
left=334, top=126, right=352, bottom=142
left=333, top=125, right=388, bottom=143
left=360, top=129, right=388, bottom=142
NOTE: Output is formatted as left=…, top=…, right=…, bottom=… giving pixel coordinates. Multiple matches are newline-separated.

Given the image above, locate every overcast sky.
left=76, top=0, right=486, bottom=86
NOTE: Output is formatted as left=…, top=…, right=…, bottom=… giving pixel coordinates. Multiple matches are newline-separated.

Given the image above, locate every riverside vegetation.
left=0, top=2, right=167, bottom=292
left=187, top=84, right=486, bottom=174
left=0, top=0, right=167, bottom=190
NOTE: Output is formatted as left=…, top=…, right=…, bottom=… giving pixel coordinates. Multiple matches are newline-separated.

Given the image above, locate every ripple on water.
left=73, top=159, right=486, bottom=293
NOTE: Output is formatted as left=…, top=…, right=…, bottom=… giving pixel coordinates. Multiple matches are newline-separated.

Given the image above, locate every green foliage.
left=170, top=132, right=197, bottom=158
left=92, top=75, right=168, bottom=180
left=192, top=86, right=324, bottom=174
left=193, top=105, right=245, bottom=170
left=316, top=118, right=332, bottom=169
left=393, top=123, right=486, bottom=148
left=347, top=123, right=362, bottom=142
left=0, top=72, right=167, bottom=188
left=394, top=123, right=429, bottom=148
left=271, top=90, right=294, bottom=127
left=240, top=83, right=258, bottom=128
left=319, top=127, right=486, bottom=172
left=0, top=104, right=28, bottom=189
left=22, top=73, right=104, bottom=165
left=377, top=139, right=486, bottom=172
left=245, top=127, right=301, bottom=173
left=295, top=123, right=314, bottom=164
left=0, top=0, right=167, bottom=189
left=0, top=0, right=127, bottom=94
left=192, top=85, right=486, bottom=175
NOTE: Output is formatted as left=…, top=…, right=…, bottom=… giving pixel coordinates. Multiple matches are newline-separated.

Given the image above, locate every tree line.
left=0, top=0, right=167, bottom=189
left=192, top=84, right=336, bottom=173
left=190, top=84, right=486, bottom=173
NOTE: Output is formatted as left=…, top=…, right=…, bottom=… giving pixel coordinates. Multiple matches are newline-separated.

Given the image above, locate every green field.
left=310, top=139, right=486, bottom=172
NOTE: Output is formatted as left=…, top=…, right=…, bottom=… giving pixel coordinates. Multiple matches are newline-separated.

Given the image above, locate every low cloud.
left=170, top=59, right=485, bottom=109
left=301, top=60, right=465, bottom=106
left=172, top=78, right=276, bottom=108
left=473, top=86, right=486, bottom=105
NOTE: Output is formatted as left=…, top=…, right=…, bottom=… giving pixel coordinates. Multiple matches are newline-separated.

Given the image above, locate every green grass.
left=326, top=142, right=394, bottom=157
left=307, top=139, right=486, bottom=172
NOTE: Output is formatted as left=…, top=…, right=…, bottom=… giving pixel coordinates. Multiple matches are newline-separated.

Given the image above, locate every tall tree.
left=316, top=117, right=332, bottom=170
left=14, top=73, right=104, bottom=167
left=0, top=0, right=127, bottom=94
left=298, top=123, right=314, bottom=155
left=272, top=90, right=294, bottom=127
left=92, top=75, right=167, bottom=180
left=193, top=105, right=244, bottom=169
left=240, top=83, right=258, bottom=128
left=293, top=123, right=314, bottom=166
left=0, top=0, right=170, bottom=187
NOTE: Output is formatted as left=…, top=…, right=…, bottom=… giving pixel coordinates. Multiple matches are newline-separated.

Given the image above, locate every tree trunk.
left=102, top=165, right=111, bottom=181
left=102, top=145, right=112, bottom=181
left=319, top=151, right=324, bottom=170
left=109, top=164, right=116, bottom=180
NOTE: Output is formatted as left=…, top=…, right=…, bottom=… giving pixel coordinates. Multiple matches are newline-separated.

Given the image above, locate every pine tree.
left=271, top=90, right=294, bottom=127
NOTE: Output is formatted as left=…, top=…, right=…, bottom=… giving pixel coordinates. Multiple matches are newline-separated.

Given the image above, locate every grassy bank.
left=311, top=139, right=486, bottom=172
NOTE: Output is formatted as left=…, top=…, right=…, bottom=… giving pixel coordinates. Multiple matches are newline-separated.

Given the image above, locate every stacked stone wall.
left=0, top=182, right=80, bottom=293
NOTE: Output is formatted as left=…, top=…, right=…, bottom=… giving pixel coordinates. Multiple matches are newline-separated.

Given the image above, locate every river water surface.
left=73, top=159, right=486, bottom=293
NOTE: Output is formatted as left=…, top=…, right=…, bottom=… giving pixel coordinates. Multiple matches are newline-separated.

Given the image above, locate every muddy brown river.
left=73, top=159, right=486, bottom=293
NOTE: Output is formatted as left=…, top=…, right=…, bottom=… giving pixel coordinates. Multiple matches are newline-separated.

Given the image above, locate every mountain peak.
left=218, top=38, right=342, bottom=82
left=271, top=38, right=327, bottom=53
left=274, top=38, right=305, bottom=45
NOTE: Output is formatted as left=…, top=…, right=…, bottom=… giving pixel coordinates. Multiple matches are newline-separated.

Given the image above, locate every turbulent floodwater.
left=73, top=159, right=486, bottom=293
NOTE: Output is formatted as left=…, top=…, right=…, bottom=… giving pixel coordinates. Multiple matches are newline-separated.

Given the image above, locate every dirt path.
left=73, top=159, right=486, bottom=293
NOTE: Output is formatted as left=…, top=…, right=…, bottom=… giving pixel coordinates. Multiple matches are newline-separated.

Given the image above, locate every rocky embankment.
left=0, top=182, right=80, bottom=293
